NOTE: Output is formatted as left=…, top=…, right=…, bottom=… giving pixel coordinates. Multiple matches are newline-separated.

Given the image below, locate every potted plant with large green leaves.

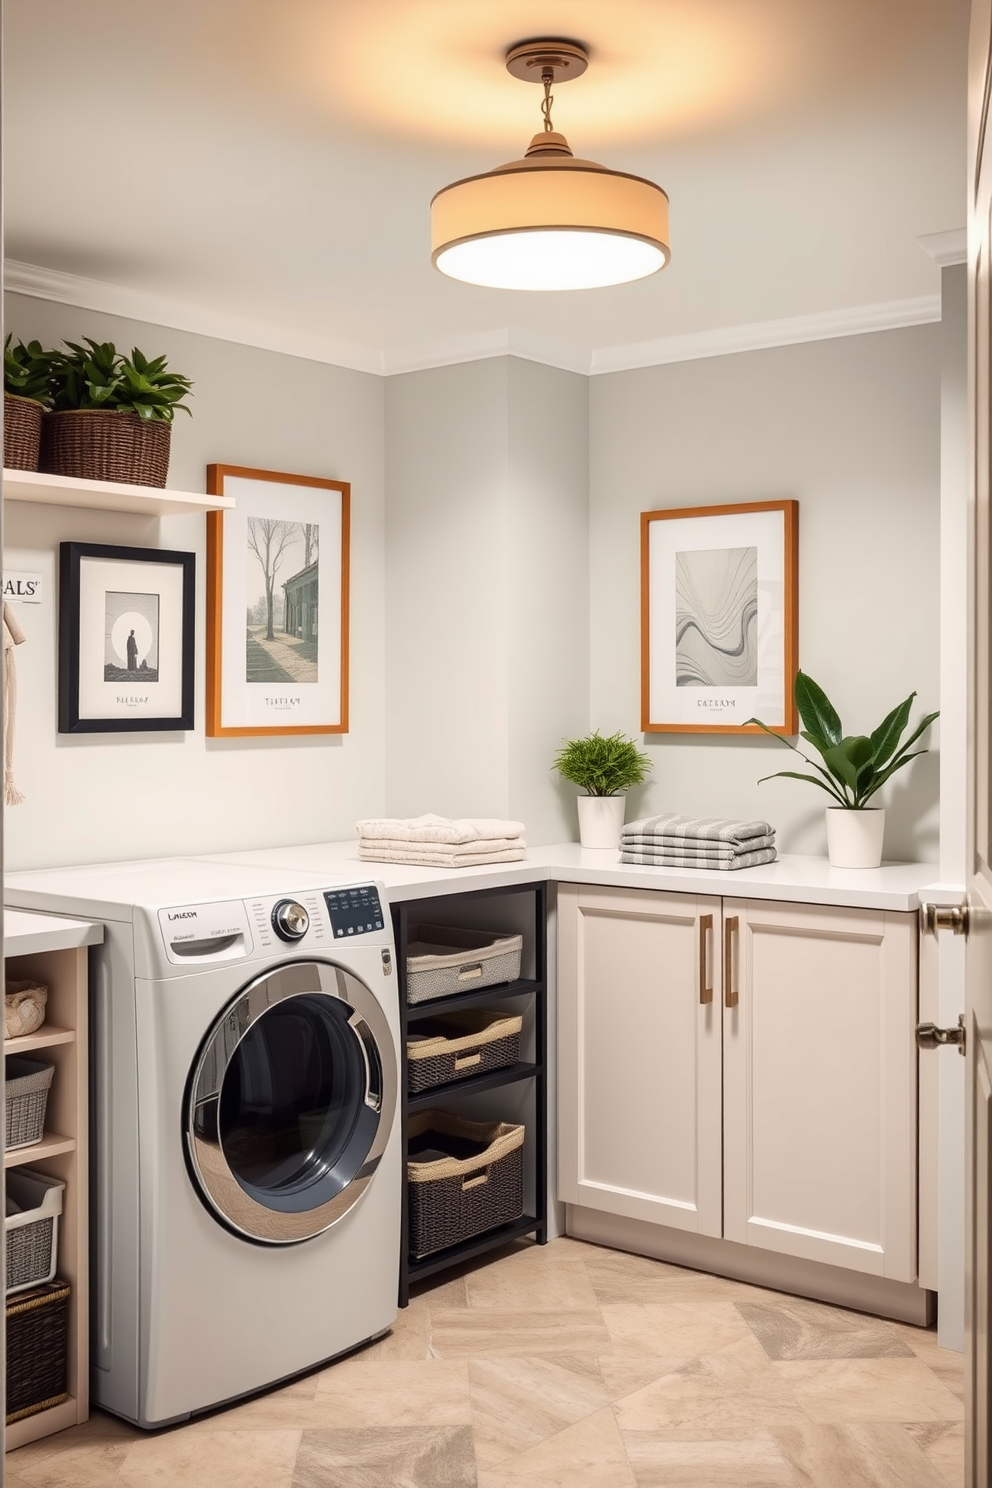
left=553, top=729, right=652, bottom=848
left=4, top=336, right=53, bottom=470
left=41, top=338, right=193, bottom=487
left=749, top=671, right=938, bottom=868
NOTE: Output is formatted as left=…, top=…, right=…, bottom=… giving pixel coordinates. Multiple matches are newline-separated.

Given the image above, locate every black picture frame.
left=58, top=541, right=195, bottom=733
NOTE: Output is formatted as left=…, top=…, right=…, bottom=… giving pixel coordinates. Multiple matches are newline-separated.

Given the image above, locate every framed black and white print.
left=58, top=542, right=195, bottom=733
left=640, top=500, right=799, bottom=735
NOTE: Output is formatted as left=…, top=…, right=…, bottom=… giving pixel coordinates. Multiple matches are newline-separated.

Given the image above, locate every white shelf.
left=3, top=468, right=235, bottom=516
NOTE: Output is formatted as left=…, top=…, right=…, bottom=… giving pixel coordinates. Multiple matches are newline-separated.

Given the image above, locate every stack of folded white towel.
left=356, top=814, right=527, bottom=868
left=620, top=814, right=777, bottom=870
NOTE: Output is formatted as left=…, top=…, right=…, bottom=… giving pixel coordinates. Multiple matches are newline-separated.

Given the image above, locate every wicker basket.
left=407, top=1010, right=523, bottom=1094
left=407, top=1110, right=525, bottom=1258
left=40, top=408, right=172, bottom=486
left=3, top=392, right=44, bottom=470
left=5, top=1056, right=54, bottom=1150
left=6, top=1281, right=70, bottom=1424
left=5, top=1169, right=64, bottom=1295
left=406, top=924, right=523, bottom=1004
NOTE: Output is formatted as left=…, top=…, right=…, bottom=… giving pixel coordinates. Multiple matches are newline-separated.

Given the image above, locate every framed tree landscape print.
left=206, top=464, right=350, bottom=737
left=640, top=499, right=798, bottom=734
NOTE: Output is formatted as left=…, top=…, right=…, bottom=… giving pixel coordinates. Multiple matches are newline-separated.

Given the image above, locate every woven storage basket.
left=405, top=924, right=523, bottom=1004
left=407, top=1109, right=525, bottom=1258
left=5, top=1168, right=64, bottom=1295
left=6, top=1281, right=70, bottom=1424
left=407, top=1009, right=523, bottom=1094
left=40, top=408, right=172, bottom=486
left=5, top=1056, right=54, bottom=1150
left=3, top=393, right=44, bottom=470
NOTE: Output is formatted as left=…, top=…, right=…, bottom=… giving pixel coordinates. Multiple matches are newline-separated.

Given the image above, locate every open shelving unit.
left=392, top=882, right=548, bottom=1306
left=3, top=468, right=234, bottom=516
left=4, top=912, right=103, bottom=1451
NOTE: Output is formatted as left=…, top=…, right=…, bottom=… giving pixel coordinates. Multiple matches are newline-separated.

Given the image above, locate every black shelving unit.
left=393, top=882, right=549, bottom=1306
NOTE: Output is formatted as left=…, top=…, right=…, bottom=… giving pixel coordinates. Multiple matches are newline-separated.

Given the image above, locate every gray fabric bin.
left=405, top=924, right=523, bottom=1004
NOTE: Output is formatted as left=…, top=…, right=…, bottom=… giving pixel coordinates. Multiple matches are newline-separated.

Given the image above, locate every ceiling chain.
left=541, top=67, right=555, bottom=132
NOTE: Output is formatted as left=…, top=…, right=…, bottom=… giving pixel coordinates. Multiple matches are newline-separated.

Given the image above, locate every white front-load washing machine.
left=4, top=858, right=401, bottom=1428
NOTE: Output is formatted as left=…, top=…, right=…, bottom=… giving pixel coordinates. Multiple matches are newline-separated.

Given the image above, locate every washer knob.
left=271, top=899, right=310, bottom=942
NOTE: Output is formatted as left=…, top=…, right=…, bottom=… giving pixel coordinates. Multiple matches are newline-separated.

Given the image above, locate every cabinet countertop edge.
left=4, top=907, right=105, bottom=956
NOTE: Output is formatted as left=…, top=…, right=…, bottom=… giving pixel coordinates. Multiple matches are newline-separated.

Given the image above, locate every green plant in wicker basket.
left=553, top=730, right=652, bottom=796
left=48, top=339, right=193, bottom=422
left=4, top=336, right=53, bottom=406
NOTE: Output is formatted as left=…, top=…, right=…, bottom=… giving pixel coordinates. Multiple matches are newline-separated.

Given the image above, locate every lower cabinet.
left=558, top=883, right=919, bottom=1284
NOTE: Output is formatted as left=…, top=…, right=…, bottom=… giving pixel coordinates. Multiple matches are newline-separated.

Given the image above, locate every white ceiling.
left=4, top=0, right=969, bottom=372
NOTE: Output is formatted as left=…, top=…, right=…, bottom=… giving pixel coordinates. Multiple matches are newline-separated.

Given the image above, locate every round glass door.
left=185, top=960, right=397, bottom=1244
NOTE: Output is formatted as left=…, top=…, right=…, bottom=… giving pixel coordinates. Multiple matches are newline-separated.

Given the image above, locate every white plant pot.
left=825, top=807, right=885, bottom=869
left=577, top=795, right=626, bottom=850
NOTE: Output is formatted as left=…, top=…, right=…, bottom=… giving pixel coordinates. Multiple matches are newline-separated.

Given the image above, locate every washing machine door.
left=185, top=959, right=397, bottom=1244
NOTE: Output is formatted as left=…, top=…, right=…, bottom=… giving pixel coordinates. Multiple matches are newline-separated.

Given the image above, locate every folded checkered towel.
left=620, top=846, right=778, bottom=871
left=356, top=813, right=525, bottom=845
left=620, top=832, right=776, bottom=858
left=621, top=814, right=774, bottom=847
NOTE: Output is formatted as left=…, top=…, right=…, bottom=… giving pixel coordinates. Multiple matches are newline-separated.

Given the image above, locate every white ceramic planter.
left=825, top=807, right=885, bottom=869
left=577, top=795, right=626, bottom=850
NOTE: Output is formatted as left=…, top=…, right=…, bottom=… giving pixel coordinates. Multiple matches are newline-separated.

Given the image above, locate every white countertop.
left=4, top=907, right=104, bottom=956
left=195, top=841, right=941, bottom=913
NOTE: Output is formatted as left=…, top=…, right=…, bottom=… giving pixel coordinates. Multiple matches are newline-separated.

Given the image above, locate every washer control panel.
left=323, top=885, right=385, bottom=939
left=271, top=899, right=310, bottom=942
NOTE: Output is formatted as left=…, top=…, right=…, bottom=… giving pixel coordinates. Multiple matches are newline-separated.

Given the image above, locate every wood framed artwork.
left=58, top=541, right=195, bottom=733
left=640, top=500, right=799, bottom=735
left=206, top=464, right=350, bottom=737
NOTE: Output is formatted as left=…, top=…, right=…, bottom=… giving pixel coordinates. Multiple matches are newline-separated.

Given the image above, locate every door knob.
left=916, top=1014, right=966, bottom=1056
left=920, top=902, right=970, bottom=937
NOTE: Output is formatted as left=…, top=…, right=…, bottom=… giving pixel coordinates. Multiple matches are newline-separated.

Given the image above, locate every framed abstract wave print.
left=640, top=500, right=798, bottom=735
left=206, top=464, right=350, bottom=737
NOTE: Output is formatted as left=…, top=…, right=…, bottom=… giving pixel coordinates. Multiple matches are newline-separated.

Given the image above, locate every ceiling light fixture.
left=431, top=39, right=670, bottom=292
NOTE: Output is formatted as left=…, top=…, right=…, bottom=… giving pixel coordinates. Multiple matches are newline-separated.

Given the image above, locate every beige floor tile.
left=312, top=1357, right=472, bottom=1425
left=466, top=1256, right=601, bottom=1311
left=294, top=1424, right=476, bottom=1488
left=773, top=1357, right=965, bottom=1423
left=410, top=1272, right=470, bottom=1310
left=469, top=1353, right=606, bottom=1467
left=430, top=1307, right=610, bottom=1358
left=601, top=1299, right=756, bottom=1358
left=7, top=1410, right=140, bottom=1467
left=583, top=1248, right=742, bottom=1305
left=476, top=1405, right=635, bottom=1488
left=906, top=1422, right=966, bottom=1485
left=737, top=1296, right=915, bottom=1361
left=613, top=1338, right=807, bottom=1438
left=773, top=1420, right=950, bottom=1487
left=621, top=1429, right=801, bottom=1486
left=118, top=1429, right=300, bottom=1488
left=598, top=1356, right=690, bottom=1402
left=361, top=1295, right=433, bottom=1360
left=14, top=1439, right=131, bottom=1488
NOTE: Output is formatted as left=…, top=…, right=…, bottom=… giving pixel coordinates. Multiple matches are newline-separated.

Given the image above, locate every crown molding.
left=918, top=228, right=967, bottom=267
left=588, top=296, right=942, bottom=375
left=4, top=260, right=385, bottom=376
left=5, top=259, right=942, bottom=382
left=383, top=327, right=592, bottom=377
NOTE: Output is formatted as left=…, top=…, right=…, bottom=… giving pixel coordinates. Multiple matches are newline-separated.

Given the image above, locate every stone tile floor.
left=5, top=1237, right=964, bottom=1487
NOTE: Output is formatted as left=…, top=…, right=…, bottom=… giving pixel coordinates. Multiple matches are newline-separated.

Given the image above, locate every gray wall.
left=589, top=326, right=942, bottom=860
left=385, top=357, right=589, bottom=844
left=3, top=292, right=386, bottom=869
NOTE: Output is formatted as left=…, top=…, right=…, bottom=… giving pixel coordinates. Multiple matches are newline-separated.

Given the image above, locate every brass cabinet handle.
left=699, top=914, right=713, bottom=1004
left=724, top=915, right=739, bottom=1008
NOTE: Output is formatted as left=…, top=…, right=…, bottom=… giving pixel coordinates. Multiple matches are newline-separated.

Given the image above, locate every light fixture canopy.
left=431, top=39, right=670, bottom=292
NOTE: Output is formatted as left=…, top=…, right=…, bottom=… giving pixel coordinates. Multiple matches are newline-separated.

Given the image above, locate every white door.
left=557, top=884, right=722, bottom=1236
left=966, top=2, right=992, bottom=1476
left=722, top=900, right=917, bottom=1281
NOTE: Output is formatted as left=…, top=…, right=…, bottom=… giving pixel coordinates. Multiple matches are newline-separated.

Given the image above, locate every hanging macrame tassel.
left=3, top=601, right=26, bottom=805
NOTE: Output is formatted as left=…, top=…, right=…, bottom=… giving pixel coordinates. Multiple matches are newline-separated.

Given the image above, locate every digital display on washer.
left=324, top=885, right=384, bottom=938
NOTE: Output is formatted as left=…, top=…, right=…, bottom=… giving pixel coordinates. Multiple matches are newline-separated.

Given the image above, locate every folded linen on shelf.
left=621, top=813, right=774, bottom=847
left=620, top=846, right=778, bottom=871
left=358, top=844, right=527, bottom=868
left=361, top=835, right=525, bottom=856
left=356, top=813, right=526, bottom=845
left=620, top=833, right=776, bottom=858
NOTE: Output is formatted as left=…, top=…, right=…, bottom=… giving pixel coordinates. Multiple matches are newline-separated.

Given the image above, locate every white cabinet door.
left=722, top=899, right=917, bottom=1281
left=558, top=884, right=723, bottom=1236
